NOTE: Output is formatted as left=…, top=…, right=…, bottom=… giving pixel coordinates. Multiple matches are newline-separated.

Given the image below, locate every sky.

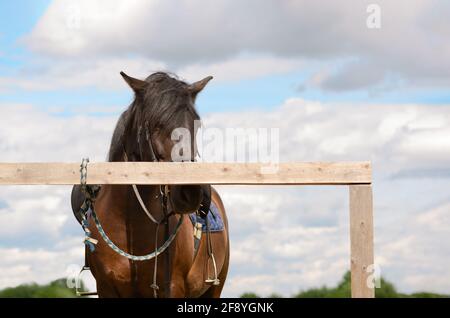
left=0, top=0, right=450, bottom=297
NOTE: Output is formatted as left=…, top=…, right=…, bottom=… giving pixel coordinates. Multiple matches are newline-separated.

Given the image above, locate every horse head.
left=119, top=71, right=212, bottom=214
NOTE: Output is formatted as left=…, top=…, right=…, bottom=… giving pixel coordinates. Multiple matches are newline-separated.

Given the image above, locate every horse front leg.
left=169, top=274, right=187, bottom=297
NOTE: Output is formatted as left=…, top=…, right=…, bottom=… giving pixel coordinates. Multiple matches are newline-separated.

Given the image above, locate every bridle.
left=78, top=123, right=183, bottom=297
left=125, top=122, right=179, bottom=297
left=137, top=120, right=159, bottom=163
left=127, top=121, right=171, bottom=224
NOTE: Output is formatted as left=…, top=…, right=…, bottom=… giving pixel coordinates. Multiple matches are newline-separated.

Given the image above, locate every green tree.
left=240, top=271, right=450, bottom=298
left=408, top=292, right=448, bottom=298
left=0, top=278, right=87, bottom=298
left=240, top=292, right=261, bottom=298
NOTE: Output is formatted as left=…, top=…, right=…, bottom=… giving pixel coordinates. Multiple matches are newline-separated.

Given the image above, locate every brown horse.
left=71, top=72, right=229, bottom=297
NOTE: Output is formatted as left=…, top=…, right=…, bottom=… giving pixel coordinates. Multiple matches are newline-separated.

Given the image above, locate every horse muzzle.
left=169, top=184, right=203, bottom=214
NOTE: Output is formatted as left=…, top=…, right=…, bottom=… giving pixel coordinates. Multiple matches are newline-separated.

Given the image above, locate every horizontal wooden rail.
left=0, top=160, right=375, bottom=297
left=0, top=162, right=371, bottom=185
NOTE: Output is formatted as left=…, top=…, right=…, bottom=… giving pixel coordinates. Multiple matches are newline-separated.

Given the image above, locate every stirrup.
left=76, top=266, right=98, bottom=296
left=205, top=253, right=220, bottom=286
left=205, top=278, right=220, bottom=286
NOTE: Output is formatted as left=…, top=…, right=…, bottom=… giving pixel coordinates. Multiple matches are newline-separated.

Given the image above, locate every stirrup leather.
left=205, top=252, right=220, bottom=286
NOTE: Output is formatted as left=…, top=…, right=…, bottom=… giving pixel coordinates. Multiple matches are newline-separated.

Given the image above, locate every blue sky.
left=0, top=1, right=50, bottom=67
left=0, top=0, right=449, bottom=297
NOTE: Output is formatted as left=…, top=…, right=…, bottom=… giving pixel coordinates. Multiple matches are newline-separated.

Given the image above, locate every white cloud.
left=178, top=55, right=303, bottom=83
left=0, top=103, right=115, bottom=161
left=0, top=243, right=93, bottom=291
left=399, top=128, right=450, bottom=158
left=202, top=99, right=450, bottom=295
left=0, top=57, right=165, bottom=92
left=376, top=200, right=450, bottom=294
left=20, top=0, right=450, bottom=91
left=203, top=99, right=450, bottom=172
left=1, top=99, right=450, bottom=297
left=416, top=202, right=450, bottom=231
left=0, top=54, right=303, bottom=92
left=0, top=189, right=67, bottom=239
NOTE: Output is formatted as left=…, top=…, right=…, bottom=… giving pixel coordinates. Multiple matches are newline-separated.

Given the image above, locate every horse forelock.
left=108, top=72, right=200, bottom=162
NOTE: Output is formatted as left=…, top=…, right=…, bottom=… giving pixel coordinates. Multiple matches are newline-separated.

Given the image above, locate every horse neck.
left=117, top=181, right=166, bottom=223
left=104, top=156, right=164, bottom=225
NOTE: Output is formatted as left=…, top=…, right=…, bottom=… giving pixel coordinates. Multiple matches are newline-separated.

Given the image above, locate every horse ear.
left=120, top=71, right=148, bottom=93
left=188, top=76, right=213, bottom=98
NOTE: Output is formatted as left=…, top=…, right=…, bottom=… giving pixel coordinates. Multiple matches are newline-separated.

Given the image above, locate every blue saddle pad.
left=189, top=201, right=224, bottom=232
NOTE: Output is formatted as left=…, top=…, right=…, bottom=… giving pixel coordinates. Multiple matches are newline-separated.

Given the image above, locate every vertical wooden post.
left=349, top=184, right=374, bottom=298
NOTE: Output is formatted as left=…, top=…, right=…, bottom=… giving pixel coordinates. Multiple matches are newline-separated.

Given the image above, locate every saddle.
left=71, top=184, right=87, bottom=225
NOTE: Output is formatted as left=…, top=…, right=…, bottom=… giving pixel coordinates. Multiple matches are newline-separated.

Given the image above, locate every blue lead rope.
left=78, top=157, right=183, bottom=263
left=80, top=201, right=97, bottom=252
left=81, top=200, right=184, bottom=261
